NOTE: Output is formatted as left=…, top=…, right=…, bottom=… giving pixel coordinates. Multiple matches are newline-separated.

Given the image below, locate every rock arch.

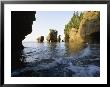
left=11, top=11, right=36, bottom=69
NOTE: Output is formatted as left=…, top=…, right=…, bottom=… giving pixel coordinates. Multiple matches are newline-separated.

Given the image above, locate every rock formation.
left=37, top=36, right=44, bottom=42
left=11, top=11, right=36, bottom=50
left=62, top=40, right=64, bottom=42
left=65, top=11, right=100, bottom=44
left=79, top=11, right=100, bottom=43
left=46, top=29, right=58, bottom=42
left=69, top=28, right=84, bottom=43
left=57, top=35, right=61, bottom=42
left=11, top=11, right=36, bottom=69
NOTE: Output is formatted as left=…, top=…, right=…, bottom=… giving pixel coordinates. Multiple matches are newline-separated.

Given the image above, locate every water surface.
left=12, top=42, right=100, bottom=77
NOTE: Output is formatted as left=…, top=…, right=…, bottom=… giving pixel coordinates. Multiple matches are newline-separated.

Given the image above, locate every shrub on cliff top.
left=64, top=11, right=84, bottom=42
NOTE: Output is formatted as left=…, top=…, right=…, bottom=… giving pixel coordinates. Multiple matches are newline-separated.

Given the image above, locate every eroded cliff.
left=11, top=11, right=36, bottom=69
left=66, top=11, right=100, bottom=44
left=11, top=11, right=36, bottom=50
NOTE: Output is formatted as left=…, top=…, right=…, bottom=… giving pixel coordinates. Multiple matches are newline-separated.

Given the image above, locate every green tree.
left=64, top=11, right=84, bottom=42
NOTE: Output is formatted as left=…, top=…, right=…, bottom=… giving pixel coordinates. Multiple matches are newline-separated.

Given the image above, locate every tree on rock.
left=46, top=29, right=58, bottom=42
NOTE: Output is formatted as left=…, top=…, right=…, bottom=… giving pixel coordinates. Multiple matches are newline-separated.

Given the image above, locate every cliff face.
left=11, top=11, right=36, bottom=69
left=11, top=11, right=36, bottom=50
left=69, top=28, right=84, bottom=43
left=79, top=11, right=100, bottom=43
left=68, top=11, right=100, bottom=43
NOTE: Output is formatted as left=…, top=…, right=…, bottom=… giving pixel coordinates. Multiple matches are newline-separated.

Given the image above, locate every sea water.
left=12, top=42, right=100, bottom=77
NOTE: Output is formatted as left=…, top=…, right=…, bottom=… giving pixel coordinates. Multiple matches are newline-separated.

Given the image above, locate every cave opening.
left=11, top=11, right=100, bottom=77
left=22, top=11, right=73, bottom=45
left=22, top=12, right=39, bottom=43
left=11, top=11, right=36, bottom=69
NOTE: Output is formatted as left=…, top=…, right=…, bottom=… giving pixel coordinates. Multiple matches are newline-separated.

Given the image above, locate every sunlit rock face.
left=46, top=29, right=58, bottom=42
left=69, top=28, right=84, bottom=43
left=69, top=11, right=100, bottom=44
left=11, top=11, right=36, bottom=50
left=79, top=11, right=100, bottom=43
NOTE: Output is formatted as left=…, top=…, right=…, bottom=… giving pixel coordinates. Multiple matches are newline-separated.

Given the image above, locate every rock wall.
left=11, top=11, right=36, bottom=49
left=69, top=28, right=84, bottom=43
left=11, top=11, right=36, bottom=69
left=79, top=11, right=100, bottom=43
left=11, top=11, right=36, bottom=50
left=68, top=11, right=100, bottom=43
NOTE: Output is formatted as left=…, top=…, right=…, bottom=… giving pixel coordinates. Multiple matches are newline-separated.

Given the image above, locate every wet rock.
left=62, top=40, right=64, bottom=42
left=37, top=36, right=44, bottom=42
left=57, top=35, right=61, bottom=42
left=11, top=11, right=36, bottom=69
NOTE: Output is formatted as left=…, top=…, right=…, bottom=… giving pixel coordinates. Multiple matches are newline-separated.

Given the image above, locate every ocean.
left=12, top=42, right=100, bottom=77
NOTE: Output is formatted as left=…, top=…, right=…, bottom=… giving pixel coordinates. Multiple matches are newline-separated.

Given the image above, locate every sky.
left=23, top=11, right=74, bottom=42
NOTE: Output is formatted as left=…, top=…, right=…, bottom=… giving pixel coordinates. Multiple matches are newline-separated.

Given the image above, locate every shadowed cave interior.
left=11, top=11, right=36, bottom=69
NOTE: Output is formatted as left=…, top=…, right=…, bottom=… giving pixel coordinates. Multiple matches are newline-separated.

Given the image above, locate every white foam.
left=67, top=63, right=100, bottom=77
left=79, top=45, right=91, bottom=58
